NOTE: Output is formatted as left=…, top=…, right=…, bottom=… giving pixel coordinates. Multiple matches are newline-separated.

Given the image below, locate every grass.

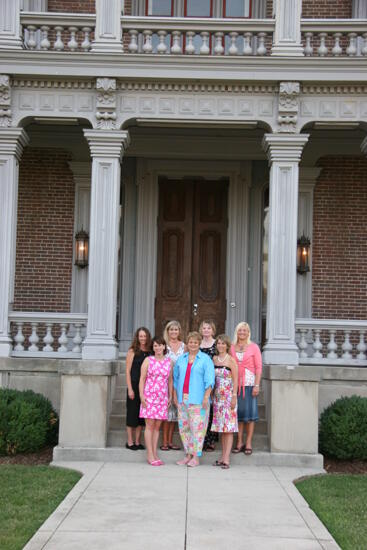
left=296, top=474, right=367, bottom=550
left=0, top=465, right=81, bottom=550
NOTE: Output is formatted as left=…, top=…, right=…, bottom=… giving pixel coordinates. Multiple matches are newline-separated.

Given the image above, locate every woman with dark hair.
left=125, top=327, right=152, bottom=450
left=139, top=336, right=173, bottom=466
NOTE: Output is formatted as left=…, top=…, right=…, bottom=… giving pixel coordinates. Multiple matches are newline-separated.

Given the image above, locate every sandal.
left=221, top=463, right=230, bottom=469
left=244, top=448, right=253, bottom=455
left=213, top=460, right=223, bottom=467
left=160, top=445, right=170, bottom=451
left=232, top=445, right=244, bottom=454
left=205, top=445, right=215, bottom=453
left=168, top=444, right=181, bottom=450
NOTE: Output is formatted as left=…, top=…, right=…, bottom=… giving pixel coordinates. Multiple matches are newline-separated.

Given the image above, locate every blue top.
left=173, top=350, right=215, bottom=405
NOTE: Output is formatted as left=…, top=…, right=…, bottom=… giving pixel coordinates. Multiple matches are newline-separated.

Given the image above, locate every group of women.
left=125, top=320, right=262, bottom=468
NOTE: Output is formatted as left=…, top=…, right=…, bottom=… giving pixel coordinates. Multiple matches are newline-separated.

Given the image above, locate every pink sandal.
left=148, top=460, right=162, bottom=466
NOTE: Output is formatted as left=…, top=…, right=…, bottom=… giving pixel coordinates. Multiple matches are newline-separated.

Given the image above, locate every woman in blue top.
left=173, top=331, right=215, bottom=467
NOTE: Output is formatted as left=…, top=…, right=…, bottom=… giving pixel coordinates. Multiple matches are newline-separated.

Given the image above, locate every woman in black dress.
left=199, top=320, right=218, bottom=452
left=126, top=327, right=152, bottom=450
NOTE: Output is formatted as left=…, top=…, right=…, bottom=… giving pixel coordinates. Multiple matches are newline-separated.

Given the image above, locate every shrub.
left=0, top=388, right=59, bottom=456
left=319, top=395, right=367, bottom=460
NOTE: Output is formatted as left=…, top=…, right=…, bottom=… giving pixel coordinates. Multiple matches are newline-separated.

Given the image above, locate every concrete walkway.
left=24, top=460, right=340, bottom=550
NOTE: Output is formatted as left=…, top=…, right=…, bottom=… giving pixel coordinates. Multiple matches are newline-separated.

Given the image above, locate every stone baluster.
left=81, top=27, right=92, bottom=51
left=0, top=0, right=22, bottom=49
left=29, top=322, right=39, bottom=352
left=0, top=128, right=29, bottom=357
left=58, top=323, right=68, bottom=353
left=346, top=33, right=358, bottom=56
left=185, top=31, right=195, bottom=54
left=304, top=32, right=313, bottom=56
left=312, top=329, right=323, bottom=359
left=341, top=330, right=353, bottom=359
left=200, top=32, right=210, bottom=55
left=256, top=32, right=267, bottom=56
left=171, top=31, right=182, bottom=54
left=54, top=26, right=65, bottom=51
left=72, top=323, right=83, bottom=353
left=43, top=323, right=54, bottom=352
left=228, top=32, right=239, bottom=55
left=243, top=32, right=253, bottom=55
left=156, top=30, right=167, bottom=54
left=317, top=33, right=328, bottom=56
left=357, top=330, right=367, bottom=360
left=298, top=329, right=308, bottom=359
left=67, top=27, right=78, bottom=51
left=213, top=32, right=224, bottom=55
left=40, top=25, right=50, bottom=50
left=27, top=26, right=37, bottom=50
left=326, top=329, right=338, bottom=359
left=92, top=0, right=123, bottom=52
left=272, top=0, right=303, bottom=56
left=142, top=30, right=153, bottom=53
left=128, top=30, right=139, bottom=53
left=331, top=33, right=342, bottom=56
left=14, top=322, right=25, bottom=352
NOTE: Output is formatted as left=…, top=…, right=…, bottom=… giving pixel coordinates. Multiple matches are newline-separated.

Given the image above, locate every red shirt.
left=183, top=361, right=193, bottom=394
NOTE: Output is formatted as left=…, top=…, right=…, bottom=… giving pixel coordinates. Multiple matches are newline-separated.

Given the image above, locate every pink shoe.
left=148, top=460, right=162, bottom=466
left=187, top=457, right=199, bottom=468
left=155, top=459, right=164, bottom=466
left=176, top=456, right=191, bottom=466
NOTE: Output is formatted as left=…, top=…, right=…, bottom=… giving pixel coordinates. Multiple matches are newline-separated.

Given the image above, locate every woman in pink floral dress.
left=211, top=334, right=238, bottom=469
left=139, top=336, right=173, bottom=466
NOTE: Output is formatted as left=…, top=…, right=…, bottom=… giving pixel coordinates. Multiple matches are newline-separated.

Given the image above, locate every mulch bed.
left=0, top=447, right=53, bottom=466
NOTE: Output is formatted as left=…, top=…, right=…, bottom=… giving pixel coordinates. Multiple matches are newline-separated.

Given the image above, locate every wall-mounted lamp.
left=75, top=228, right=89, bottom=268
left=297, top=233, right=311, bottom=274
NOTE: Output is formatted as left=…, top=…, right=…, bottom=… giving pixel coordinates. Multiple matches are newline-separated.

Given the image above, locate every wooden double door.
left=155, top=177, right=228, bottom=338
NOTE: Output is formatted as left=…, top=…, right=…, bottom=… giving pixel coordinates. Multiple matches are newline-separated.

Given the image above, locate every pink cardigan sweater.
left=230, top=342, right=262, bottom=389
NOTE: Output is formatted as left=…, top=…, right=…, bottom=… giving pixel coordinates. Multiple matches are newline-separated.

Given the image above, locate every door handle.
left=193, top=303, right=198, bottom=316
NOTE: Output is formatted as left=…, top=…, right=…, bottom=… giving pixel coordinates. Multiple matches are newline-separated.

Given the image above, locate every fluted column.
left=0, top=128, right=29, bottom=356
left=82, top=129, right=130, bottom=360
left=262, top=133, right=309, bottom=365
left=0, top=0, right=22, bottom=50
left=92, top=0, right=123, bottom=53
left=272, top=0, right=304, bottom=57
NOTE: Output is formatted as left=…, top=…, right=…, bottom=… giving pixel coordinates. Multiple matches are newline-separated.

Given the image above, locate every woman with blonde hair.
left=161, top=320, right=186, bottom=451
left=230, top=322, right=262, bottom=455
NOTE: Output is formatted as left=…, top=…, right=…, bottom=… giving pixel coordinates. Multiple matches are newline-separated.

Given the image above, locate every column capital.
left=360, top=135, right=367, bottom=156
left=0, top=128, right=29, bottom=160
left=83, top=129, right=130, bottom=159
left=262, top=133, right=309, bottom=163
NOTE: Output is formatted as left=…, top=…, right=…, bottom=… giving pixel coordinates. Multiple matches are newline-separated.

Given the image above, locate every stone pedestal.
left=0, top=0, right=22, bottom=50
left=271, top=0, right=304, bottom=57
left=92, top=0, right=124, bottom=53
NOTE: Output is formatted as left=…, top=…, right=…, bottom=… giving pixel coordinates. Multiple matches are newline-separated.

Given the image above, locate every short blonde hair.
left=199, top=320, right=216, bottom=337
left=216, top=334, right=231, bottom=353
left=232, top=322, right=251, bottom=345
left=163, top=320, right=183, bottom=344
left=187, top=331, right=202, bottom=344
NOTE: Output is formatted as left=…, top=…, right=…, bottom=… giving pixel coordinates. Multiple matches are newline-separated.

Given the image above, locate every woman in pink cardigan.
left=230, top=322, right=262, bottom=455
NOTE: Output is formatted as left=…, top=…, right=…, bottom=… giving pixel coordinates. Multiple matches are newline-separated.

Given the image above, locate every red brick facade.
left=312, top=156, right=367, bottom=320
left=48, top=0, right=95, bottom=13
left=14, top=148, right=75, bottom=313
left=302, top=0, right=352, bottom=19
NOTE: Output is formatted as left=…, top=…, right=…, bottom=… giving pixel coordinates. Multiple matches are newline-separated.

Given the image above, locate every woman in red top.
left=230, top=322, right=262, bottom=455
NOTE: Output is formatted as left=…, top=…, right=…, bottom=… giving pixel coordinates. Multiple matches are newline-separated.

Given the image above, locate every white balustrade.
left=9, top=312, right=87, bottom=358
left=302, top=20, right=367, bottom=57
left=295, top=319, right=367, bottom=366
left=21, top=12, right=94, bottom=51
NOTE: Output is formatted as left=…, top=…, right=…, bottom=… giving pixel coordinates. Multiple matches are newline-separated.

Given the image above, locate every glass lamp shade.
left=75, top=229, right=89, bottom=268
left=297, top=234, right=311, bottom=274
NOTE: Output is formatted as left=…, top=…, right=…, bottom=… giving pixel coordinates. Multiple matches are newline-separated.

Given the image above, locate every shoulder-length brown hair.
left=130, top=327, right=152, bottom=353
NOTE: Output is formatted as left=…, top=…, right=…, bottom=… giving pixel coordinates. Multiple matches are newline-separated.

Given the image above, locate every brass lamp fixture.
left=74, top=228, right=89, bottom=268
left=297, top=233, right=311, bottom=274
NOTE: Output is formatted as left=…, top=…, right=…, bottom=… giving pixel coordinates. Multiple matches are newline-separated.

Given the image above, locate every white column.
left=271, top=0, right=303, bottom=57
left=82, top=129, right=130, bottom=360
left=92, top=0, right=123, bottom=53
left=353, top=0, right=367, bottom=17
left=0, top=128, right=29, bottom=357
left=262, top=134, right=309, bottom=365
left=0, top=0, right=22, bottom=50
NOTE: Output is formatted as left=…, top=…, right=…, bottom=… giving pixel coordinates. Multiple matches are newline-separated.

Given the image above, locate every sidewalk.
left=24, top=459, right=340, bottom=550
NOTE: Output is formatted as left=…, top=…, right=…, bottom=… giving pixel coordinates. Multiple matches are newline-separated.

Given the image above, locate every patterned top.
left=200, top=341, right=216, bottom=359
left=139, top=355, right=171, bottom=420
left=167, top=341, right=185, bottom=363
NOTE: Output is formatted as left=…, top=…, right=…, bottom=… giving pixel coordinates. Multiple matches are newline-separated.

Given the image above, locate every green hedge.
left=0, top=389, right=58, bottom=456
left=319, top=395, right=367, bottom=460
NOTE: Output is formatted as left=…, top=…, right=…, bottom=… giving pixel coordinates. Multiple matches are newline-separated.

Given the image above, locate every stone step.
left=53, top=445, right=324, bottom=469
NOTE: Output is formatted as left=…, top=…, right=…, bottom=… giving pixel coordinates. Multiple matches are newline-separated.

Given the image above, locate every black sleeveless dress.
left=126, top=351, right=150, bottom=427
left=200, top=342, right=219, bottom=448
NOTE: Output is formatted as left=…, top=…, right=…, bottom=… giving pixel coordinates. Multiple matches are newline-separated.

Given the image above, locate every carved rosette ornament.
left=278, top=82, right=300, bottom=133
left=96, top=77, right=117, bottom=129
left=0, top=75, right=11, bottom=128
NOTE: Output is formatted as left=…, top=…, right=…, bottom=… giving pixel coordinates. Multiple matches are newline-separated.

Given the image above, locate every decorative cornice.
left=302, top=84, right=367, bottom=95
left=0, top=75, right=11, bottom=128
left=119, top=81, right=278, bottom=93
left=96, top=78, right=117, bottom=130
left=262, top=133, right=309, bottom=163
left=278, top=81, right=300, bottom=133
left=11, top=78, right=95, bottom=89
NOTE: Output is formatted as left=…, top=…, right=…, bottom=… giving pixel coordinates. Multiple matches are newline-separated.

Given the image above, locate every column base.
left=82, top=338, right=118, bottom=360
left=91, top=40, right=124, bottom=53
left=0, top=37, right=23, bottom=50
left=271, top=44, right=304, bottom=57
left=0, top=339, right=12, bottom=357
left=262, top=342, right=299, bottom=366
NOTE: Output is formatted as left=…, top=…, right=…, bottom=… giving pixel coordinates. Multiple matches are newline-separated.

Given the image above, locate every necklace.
left=217, top=353, right=228, bottom=363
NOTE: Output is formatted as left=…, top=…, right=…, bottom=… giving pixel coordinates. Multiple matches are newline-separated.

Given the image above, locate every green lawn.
left=0, top=465, right=81, bottom=550
left=296, top=474, right=367, bottom=550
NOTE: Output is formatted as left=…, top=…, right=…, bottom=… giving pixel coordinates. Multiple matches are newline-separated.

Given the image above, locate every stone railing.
left=122, top=16, right=274, bottom=56
left=301, top=19, right=367, bottom=56
left=20, top=12, right=95, bottom=51
left=9, top=312, right=88, bottom=358
left=295, top=319, right=367, bottom=366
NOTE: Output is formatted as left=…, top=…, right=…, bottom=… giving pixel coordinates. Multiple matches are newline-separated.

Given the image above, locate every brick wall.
left=302, top=0, right=352, bottom=19
left=124, top=0, right=132, bottom=16
left=266, top=0, right=273, bottom=18
left=14, top=148, right=75, bottom=313
left=48, top=0, right=95, bottom=13
left=312, top=156, right=367, bottom=320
